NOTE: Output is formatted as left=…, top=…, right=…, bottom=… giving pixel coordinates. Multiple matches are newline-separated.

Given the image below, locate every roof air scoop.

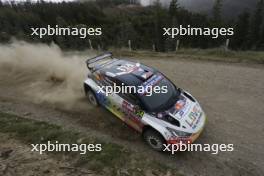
left=132, top=68, right=153, bottom=81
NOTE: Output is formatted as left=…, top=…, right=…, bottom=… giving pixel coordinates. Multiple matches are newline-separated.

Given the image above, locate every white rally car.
left=84, top=53, right=206, bottom=151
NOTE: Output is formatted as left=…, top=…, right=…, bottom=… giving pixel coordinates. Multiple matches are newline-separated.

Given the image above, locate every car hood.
left=157, top=92, right=205, bottom=133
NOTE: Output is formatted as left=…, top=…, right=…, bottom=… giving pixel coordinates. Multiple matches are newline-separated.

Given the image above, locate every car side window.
left=102, top=76, right=114, bottom=87
left=104, top=77, right=141, bottom=106
left=119, top=93, right=139, bottom=105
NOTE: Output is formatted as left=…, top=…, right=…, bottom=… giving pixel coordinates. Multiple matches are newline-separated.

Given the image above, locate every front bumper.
left=167, top=115, right=206, bottom=144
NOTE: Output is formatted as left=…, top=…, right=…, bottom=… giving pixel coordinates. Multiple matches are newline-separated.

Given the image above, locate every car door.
left=117, top=93, right=145, bottom=132
left=94, top=75, right=125, bottom=120
left=100, top=76, right=145, bottom=132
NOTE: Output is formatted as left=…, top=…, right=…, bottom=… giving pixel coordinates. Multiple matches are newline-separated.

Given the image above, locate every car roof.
left=96, top=59, right=158, bottom=86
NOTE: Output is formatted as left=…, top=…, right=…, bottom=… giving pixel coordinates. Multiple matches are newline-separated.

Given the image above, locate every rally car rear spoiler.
left=86, top=52, right=116, bottom=72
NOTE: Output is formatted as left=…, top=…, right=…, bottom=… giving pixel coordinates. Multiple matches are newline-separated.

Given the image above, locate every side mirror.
left=177, top=87, right=183, bottom=93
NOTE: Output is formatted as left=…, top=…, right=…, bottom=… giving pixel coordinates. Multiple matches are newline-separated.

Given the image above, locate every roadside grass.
left=176, top=48, right=264, bottom=63
left=0, top=111, right=183, bottom=176
left=111, top=48, right=264, bottom=64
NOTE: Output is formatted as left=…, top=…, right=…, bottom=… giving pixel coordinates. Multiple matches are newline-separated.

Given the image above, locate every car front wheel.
left=143, top=129, right=165, bottom=152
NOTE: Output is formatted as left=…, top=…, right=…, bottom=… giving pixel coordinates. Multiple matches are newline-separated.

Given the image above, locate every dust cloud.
left=0, top=41, right=95, bottom=109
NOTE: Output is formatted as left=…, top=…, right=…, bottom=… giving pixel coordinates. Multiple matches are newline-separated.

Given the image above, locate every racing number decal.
left=121, top=101, right=144, bottom=131
left=122, top=101, right=134, bottom=113
left=186, top=113, right=197, bottom=127
left=185, top=105, right=200, bottom=128
left=122, top=101, right=144, bottom=119
left=116, top=64, right=136, bottom=72
left=135, top=110, right=144, bottom=118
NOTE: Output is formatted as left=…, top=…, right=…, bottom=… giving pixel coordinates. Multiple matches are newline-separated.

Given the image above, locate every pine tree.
left=233, top=11, right=250, bottom=50
left=169, top=0, right=178, bottom=17
left=249, top=0, right=264, bottom=49
left=260, top=21, right=264, bottom=49
left=167, top=0, right=179, bottom=51
left=152, top=0, right=167, bottom=51
left=212, top=0, right=223, bottom=25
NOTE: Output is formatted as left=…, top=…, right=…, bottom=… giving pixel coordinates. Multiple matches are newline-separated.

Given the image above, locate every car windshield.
left=139, top=76, right=180, bottom=112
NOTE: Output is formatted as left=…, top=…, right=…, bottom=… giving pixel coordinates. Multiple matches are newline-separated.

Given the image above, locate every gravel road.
left=0, top=45, right=263, bottom=176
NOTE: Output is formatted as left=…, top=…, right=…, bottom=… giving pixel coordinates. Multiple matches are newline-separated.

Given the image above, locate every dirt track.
left=0, top=43, right=264, bottom=176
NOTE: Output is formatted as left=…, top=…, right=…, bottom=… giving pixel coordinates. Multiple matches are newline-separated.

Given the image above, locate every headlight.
left=166, top=127, right=192, bottom=137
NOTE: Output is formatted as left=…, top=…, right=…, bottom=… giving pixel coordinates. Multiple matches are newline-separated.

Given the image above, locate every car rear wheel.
left=143, top=129, right=165, bottom=152
left=87, top=90, right=99, bottom=107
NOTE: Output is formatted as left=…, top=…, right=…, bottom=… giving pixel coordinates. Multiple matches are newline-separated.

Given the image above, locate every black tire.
left=143, top=129, right=166, bottom=152
left=86, top=89, right=99, bottom=107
